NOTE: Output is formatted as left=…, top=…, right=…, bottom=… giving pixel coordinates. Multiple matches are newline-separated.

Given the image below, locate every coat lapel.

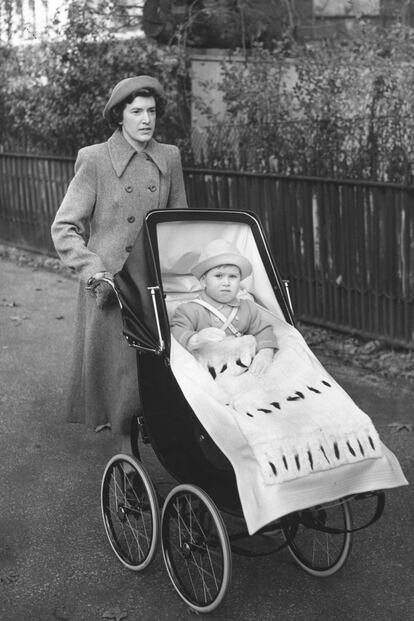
left=108, top=130, right=168, bottom=177
left=107, top=130, right=136, bottom=177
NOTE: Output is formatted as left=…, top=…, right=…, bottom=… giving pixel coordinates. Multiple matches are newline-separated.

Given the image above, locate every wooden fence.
left=0, top=153, right=75, bottom=254
left=1, top=152, right=413, bottom=348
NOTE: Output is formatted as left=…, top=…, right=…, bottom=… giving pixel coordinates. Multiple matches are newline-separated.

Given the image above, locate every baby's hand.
left=249, top=348, right=274, bottom=376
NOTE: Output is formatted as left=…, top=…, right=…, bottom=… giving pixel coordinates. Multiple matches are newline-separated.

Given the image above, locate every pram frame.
left=100, top=208, right=386, bottom=612
left=124, top=208, right=296, bottom=515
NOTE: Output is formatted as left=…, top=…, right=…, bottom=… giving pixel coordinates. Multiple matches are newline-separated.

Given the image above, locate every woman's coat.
left=51, top=129, right=188, bottom=433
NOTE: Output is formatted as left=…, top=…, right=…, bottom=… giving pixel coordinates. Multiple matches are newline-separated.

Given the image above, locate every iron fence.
left=1, top=152, right=413, bottom=347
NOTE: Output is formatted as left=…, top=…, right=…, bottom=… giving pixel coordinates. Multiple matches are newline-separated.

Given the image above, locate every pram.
left=99, top=209, right=407, bottom=613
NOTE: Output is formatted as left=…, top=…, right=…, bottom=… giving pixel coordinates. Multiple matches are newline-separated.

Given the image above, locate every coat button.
left=125, top=185, right=133, bottom=193
left=127, top=216, right=135, bottom=223
left=148, top=184, right=157, bottom=192
left=125, top=245, right=132, bottom=253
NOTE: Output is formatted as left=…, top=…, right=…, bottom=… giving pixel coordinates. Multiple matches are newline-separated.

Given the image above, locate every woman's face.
left=121, top=95, right=156, bottom=150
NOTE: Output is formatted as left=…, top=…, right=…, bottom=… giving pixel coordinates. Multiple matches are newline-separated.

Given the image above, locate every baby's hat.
left=191, top=239, right=252, bottom=280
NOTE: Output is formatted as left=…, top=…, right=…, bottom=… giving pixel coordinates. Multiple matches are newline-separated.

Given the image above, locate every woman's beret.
left=103, top=75, right=163, bottom=121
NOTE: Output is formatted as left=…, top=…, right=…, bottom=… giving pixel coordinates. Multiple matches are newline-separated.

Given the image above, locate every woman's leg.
left=120, top=431, right=133, bottom=455
left=119, top=410, right=140, bottom=456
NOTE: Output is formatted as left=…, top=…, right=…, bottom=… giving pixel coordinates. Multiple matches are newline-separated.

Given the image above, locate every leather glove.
left=86, top=272, right=117, bottom=309
left=94, top=280, right=117, bottom=309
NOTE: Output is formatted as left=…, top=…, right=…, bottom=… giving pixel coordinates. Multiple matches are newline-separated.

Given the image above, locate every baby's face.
left=202, top=264, right=241, bottom=304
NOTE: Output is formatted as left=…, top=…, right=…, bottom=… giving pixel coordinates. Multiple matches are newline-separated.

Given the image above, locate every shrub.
left=0, top=0, right=190, bottom=156
left=195, top=23, right=414, bottom=182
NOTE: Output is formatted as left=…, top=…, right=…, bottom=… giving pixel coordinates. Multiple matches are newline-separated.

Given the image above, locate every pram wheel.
left=101, top=454, right=160, bottom=571
left=161, top=484, right=232, bottom=613
left=283, top=499, right=353, bottom=577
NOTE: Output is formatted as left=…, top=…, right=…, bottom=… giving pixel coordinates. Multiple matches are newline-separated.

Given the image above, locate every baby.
left=170, top=239, right=278, bottom=376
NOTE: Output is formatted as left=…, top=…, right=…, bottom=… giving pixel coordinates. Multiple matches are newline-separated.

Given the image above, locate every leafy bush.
left=195, top=24, right=414, bottom=182
left=0, top=0, right=190, bottom=156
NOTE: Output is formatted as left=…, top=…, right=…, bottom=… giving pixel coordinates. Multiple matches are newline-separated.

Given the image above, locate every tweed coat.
left=51, top=129, right=188, bottom=433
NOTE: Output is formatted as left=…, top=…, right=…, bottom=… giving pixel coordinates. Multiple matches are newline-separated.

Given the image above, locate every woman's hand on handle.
left=86, top=272, right=118, bottom=309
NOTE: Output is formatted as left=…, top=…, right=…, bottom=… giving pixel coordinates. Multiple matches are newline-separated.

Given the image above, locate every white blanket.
left=193, top=331, right=382, bottom=484
left=170, top=321, right=408, bottom=534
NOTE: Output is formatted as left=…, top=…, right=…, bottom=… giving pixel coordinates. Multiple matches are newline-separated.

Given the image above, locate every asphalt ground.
left=0, top=259, right=413, bottom=621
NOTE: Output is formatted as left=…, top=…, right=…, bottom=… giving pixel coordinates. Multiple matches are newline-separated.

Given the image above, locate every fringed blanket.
left=192, top=334, right=382, bottom=484
left=170, top=322, right=408, bottom=534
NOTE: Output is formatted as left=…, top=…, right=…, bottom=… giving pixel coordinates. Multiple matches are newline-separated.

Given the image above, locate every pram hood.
left=114, top=209, right=294, bottom=355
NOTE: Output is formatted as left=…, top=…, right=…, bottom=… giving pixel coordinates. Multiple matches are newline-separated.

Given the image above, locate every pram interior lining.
left=156, top=220, right=286, bottom=321
left=154, top=219, right=407, bottom=534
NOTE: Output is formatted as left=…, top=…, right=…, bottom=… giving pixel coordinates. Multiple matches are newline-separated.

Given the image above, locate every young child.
left=170, top=239, right=278, bottom=376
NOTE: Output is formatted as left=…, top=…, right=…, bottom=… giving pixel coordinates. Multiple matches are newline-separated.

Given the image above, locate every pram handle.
left=87, top=274, right=165, bottom=355
left=86, top=275, right=124, bottom=310
left=123, top=286, right=166, bottom=355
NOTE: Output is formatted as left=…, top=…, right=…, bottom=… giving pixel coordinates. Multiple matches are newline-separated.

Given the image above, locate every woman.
left=51, top=75, right=188, bottom=454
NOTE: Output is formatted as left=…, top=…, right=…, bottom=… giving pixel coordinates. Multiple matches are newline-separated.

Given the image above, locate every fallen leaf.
left=0, top=569, right=19, bottom=584
left=0, top=300, right=19, bottom=307
left=95, top=423, right=111, bottom=432
left=102, top=607, right=128, bottom=621
left=53, top=605, right=73, bottom=620
left=387, top=422, right=413, bottom=433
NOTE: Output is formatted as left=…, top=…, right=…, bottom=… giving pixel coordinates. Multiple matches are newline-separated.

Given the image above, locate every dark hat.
left=191, top=239, right=253, bottom=281
left=103, top=75, right=163, bottom=121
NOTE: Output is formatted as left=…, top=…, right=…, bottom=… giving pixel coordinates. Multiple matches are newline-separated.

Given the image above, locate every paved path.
left=0, top=260, right=413, bottom=621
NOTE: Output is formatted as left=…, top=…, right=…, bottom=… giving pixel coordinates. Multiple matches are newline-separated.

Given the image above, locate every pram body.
left=100, top=209, right=407, bottom=613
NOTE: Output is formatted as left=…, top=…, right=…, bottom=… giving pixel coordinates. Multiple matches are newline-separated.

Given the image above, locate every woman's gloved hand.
left=86, top=272, right=118, bottom=309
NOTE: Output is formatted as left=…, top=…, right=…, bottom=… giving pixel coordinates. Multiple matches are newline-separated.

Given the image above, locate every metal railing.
left=1, top=152, right=413, bottom=347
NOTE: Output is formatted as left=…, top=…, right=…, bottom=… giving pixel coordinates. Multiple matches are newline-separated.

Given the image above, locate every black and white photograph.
left=0, top=1, right=413, bottom=619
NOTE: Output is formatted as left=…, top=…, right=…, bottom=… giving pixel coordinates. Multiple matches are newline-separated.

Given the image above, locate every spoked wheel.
left=101, top=454, right=160, bottom=571
left=283, top=499, right=353, bottom=576
left=161, top=484, right=232, bottom=613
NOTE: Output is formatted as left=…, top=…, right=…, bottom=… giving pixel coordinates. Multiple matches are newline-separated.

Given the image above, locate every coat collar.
left=108, top=129, right=167, bottom=177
